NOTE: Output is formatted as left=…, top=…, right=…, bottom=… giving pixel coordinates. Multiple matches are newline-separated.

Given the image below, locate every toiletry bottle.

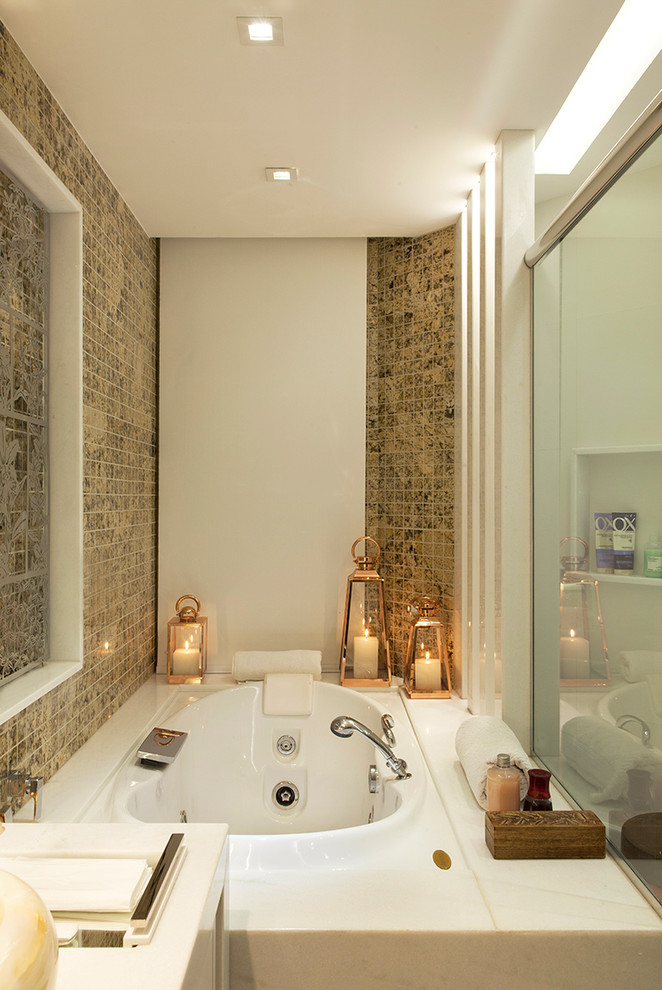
left=643, top=534, right=662, bottom=579
left=612, top=511, right=637, bottom=575
left=523, top=769, right=552, bottom=811
left=486, top=754, right=521, bottom=812
left=626, top=769, right=653, bottom=813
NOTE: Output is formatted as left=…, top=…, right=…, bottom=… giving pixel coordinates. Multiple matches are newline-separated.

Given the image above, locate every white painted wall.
left=158, top=238, right=367, bottom=671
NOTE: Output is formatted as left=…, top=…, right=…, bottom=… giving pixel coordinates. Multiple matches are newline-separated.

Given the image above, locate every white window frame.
left=0, top=109, right=83, bottom=724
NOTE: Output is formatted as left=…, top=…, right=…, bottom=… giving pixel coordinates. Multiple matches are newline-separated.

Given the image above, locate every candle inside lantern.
left=414, top=650, right=443, bottom=692
left=172, top=639, right=201, bottom=676
left=560, top=628, right=590, bottom=679
left=353, top=628, right=379, bottom=678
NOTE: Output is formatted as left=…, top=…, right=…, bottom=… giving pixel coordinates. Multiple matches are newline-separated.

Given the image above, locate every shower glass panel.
left=532, top=127, right=662, bottom=906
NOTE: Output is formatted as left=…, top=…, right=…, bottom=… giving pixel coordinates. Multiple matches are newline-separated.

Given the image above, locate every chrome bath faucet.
left=330, top=716, right=411, bottom=779
left=1, top=771, right=44, bottom=822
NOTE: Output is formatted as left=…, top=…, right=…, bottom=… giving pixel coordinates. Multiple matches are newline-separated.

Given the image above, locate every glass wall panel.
left=533, top=131, right=662, bottom=905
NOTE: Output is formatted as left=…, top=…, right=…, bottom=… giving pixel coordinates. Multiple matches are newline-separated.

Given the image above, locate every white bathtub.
left=97, top=679, right=460, bottom=874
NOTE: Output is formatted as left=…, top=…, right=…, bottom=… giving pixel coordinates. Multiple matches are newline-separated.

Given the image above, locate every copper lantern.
left=340, top=537, right=391, bottom=687
left=559, top=538, right=609, bottom=686
left=167, top=594, right=207, bottom=684
left=403, top=595, right=451, bottom=698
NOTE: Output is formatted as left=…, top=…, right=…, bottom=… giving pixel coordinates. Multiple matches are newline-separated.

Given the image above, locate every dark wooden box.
left=485, top=810, right=606, bottom=859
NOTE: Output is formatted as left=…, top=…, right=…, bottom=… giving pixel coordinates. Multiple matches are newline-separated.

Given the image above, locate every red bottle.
left=523, top=769, right=552, bottom=811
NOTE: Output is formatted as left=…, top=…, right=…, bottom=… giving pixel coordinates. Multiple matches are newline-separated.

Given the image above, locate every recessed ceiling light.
left=535, top=0, right=662, bottom=174
left=265, top=167, right=298, bottom=182
left=249, top=22, right=273, bottom=41
left=237, top=17, right=284, bottom=46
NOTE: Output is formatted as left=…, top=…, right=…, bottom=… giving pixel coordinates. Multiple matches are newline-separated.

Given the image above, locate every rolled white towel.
left=233, top=650, right=322, bottom=682
left=561, top=715, right=662, bottom=802
left=619, top=650, right=662, bottom=682
left=454, top=716, right=533, bottom=809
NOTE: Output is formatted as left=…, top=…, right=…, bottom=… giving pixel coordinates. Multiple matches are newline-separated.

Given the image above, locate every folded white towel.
left=619, top=650, right=662, bottom=682
left=233, top=650, right=322, bottom=682
left=0, top=857, right=152, bottom=913
left=454, top=716, right=533, bottom=810
left=263, top=673, right=314, bottom=716
left=561, top=715, right=662, bottom=802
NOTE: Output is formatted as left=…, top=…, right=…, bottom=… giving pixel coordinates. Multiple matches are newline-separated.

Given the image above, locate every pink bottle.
left=486, top=754, right=521, bottom=812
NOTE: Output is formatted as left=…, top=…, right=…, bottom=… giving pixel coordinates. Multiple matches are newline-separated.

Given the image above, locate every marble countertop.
left=401, top=693, right=662, bottom=932
left=0, top=823, right=228, bottom=990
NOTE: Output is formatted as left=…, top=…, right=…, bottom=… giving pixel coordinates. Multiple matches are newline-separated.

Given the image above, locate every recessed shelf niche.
left=571, top=444, right=662, bottom=585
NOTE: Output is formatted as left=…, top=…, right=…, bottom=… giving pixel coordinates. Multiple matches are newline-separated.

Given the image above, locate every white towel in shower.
left=619, top=650, right=662, bottom=682
left=454, top=716, right=533, bottom=810
left=232, top=650, right=322, bottom=682
left=561, top=715, right=662, bottom=802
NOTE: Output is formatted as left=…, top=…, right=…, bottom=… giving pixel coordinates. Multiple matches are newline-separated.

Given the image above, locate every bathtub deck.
left=22, top=674, right=662, bottom=990
left=229, top=688, right=662, bottom=989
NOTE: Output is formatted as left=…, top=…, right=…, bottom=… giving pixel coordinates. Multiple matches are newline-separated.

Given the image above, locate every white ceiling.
left=0, top=0, right=659, bottom=238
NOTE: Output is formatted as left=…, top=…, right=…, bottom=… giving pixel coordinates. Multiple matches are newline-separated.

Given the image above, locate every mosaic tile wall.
left=0, top=22, right=158, bottom=793
left=366, top=229, right=455, bottom=677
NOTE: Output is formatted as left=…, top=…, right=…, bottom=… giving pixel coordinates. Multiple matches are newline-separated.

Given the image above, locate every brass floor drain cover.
left=432, top=849, right=452, bottom=870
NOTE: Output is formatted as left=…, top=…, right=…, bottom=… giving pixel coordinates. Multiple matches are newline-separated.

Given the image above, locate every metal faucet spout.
left=2, top=771, right=44, bottom=821
left=25, top=776, right=44, bottom=822
left=616, top=714, right=651, bottom=747
left=330, top=716, right=411, bottom=779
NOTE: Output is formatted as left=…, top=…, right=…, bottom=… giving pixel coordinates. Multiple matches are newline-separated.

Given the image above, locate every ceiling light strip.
left=535, top=0, right=662, bottom=174
left=526, top=90, right=662, bottom=266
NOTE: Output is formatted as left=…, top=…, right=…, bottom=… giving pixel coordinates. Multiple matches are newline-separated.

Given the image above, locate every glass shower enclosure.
left=530, top=101, right=662, bottom=907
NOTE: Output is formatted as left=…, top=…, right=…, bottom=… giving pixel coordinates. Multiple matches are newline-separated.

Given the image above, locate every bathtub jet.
left=330, top=716, right=411, bottom=779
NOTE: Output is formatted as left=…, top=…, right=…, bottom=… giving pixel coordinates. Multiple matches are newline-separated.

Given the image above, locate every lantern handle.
left=409, top=594, right=439, bottom=617
left=351, top=536, right=381, bottom=564
left=560, top=537, right=588, bottom=576
left=175, top=594, right=201, bottom=619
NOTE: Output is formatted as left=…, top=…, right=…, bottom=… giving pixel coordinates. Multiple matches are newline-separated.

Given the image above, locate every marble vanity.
left=0, top=822, right=228, bottom=990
